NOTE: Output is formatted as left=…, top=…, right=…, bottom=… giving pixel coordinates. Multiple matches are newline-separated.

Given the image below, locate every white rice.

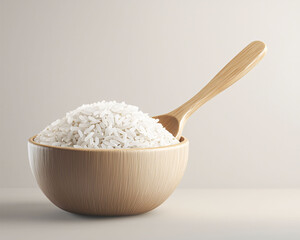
left=34, top=101, right=179, bottom=149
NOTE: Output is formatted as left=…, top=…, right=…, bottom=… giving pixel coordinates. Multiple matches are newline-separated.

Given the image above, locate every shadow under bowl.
left=28, top=136, right=189, bottom=216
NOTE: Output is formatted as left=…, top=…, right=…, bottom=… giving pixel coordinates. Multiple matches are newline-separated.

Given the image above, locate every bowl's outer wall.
left=28, top=139, right=189, bottom=216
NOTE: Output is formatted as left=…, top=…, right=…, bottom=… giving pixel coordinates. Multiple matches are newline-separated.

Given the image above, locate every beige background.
left=1, top=0, right=299, bottom=188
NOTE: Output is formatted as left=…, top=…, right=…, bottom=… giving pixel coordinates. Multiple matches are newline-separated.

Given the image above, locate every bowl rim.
left=28, top=135, right=188, bottom=152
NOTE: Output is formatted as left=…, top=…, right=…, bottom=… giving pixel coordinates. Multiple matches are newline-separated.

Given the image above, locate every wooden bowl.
left=28, top=136, right=189, bottom=216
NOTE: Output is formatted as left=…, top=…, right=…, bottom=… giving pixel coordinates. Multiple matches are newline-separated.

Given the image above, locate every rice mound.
left=34, top=101, right=179, bottom=149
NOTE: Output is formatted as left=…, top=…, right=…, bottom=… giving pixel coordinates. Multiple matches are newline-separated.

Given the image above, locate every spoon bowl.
left=153, top=114, right=181, bottom=138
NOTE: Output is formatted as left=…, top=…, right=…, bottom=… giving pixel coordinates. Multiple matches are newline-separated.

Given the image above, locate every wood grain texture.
left=28, top=136, right=189, bottom=216
left=154, top=41, right=267, bottom=139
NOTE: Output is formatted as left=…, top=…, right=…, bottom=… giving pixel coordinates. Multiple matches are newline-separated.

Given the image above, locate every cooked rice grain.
left=34, top=101, right=179, bottom=149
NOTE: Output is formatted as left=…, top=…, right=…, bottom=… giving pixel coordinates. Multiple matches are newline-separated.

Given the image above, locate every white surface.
left=1, top=0, right=300, bottom=188
left=1, top=188, right=300, bottom=240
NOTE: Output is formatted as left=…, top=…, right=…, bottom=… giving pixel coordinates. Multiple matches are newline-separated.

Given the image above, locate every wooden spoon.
left=154, top=41, right=267, bottom=139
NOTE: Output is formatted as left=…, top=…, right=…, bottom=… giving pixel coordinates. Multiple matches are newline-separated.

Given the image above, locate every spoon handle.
left=170, top=41, right=267, bottom=120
